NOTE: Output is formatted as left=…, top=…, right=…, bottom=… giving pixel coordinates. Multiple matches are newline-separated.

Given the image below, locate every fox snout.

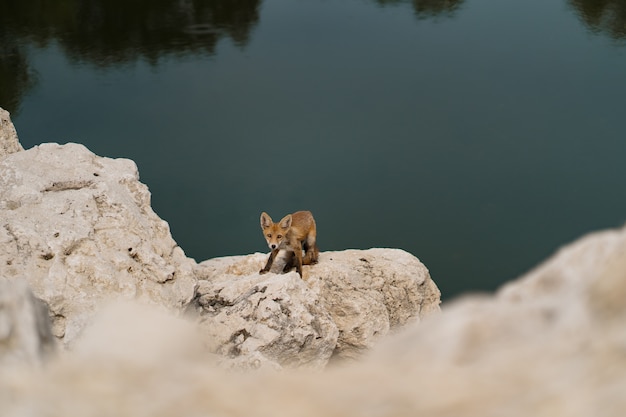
left=266, top=236, right=284, bottom=250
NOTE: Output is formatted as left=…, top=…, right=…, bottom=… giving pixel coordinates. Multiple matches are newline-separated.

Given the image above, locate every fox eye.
left=277, top=234, right=283, bottom=239
left=266, top=234, right=272, bottom=238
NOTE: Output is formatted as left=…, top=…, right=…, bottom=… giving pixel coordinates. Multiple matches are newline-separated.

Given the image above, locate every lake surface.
left=3, top=0, right=626, bottom=299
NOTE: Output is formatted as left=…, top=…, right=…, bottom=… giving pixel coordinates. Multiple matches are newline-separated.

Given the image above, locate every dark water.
left=3, top=0, right=626, bottom=299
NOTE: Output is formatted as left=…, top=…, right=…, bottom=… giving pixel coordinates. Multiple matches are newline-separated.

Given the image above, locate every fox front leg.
left=260, top=249, right=280, bottom=274
left=293, top=246, right=304, bottom=278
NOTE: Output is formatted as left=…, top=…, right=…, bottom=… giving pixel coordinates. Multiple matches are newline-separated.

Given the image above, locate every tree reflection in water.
left=2, top=0, right=626, bottom=115
left=0, top=40, right=36, bottom=116
left=375, top=0, right=464, bottom=19
left=0, top=0, right=261, bottom=114
left=569, top=0, right=626, bottom=40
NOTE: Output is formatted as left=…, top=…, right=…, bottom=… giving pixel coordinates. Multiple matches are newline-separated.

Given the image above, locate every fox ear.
left=260, top=212, right=273, bottom=229
left=279, top=214, right=292, bottom=230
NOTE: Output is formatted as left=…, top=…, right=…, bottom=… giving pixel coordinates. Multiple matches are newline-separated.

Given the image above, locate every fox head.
left=260, top=212, right=292, bottom=250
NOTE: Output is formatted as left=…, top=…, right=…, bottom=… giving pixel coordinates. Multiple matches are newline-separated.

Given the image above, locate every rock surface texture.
left=192, top=249, right=440, bottom=367
left=0, top=141, right=197, bottom=345
left=0, top=108, right=23, bottom=159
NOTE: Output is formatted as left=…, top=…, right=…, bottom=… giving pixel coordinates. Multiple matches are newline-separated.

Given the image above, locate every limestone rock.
left=0, top=135, right=439, bottom=364
left=0, top=108, right=23, bottom=159
left=0, top=143, right=197, bottom=346
left=192, top=248, right=441, bottom=367
left=311, top=248, right=440, bottom=360
left=192, top=269, right=339, bottom=369
left=0, top=279, right=55, bottom=367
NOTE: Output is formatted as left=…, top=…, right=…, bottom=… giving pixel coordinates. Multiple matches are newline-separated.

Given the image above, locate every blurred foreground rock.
left=2, top=225, right=626, bottom=416
left=0, top=280, right=55, bottom=367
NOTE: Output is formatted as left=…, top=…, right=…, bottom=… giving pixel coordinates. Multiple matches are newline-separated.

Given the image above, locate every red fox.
left=259, top=211, right=319, bottom=277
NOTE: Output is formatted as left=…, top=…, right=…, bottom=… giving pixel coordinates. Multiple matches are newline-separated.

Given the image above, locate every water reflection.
left=375, top=0, right=464, bottom=19
left=0, top=40, right=36, bottom=116
left=3, top=0, right=260, bottom=63
left=2, top=0, right=625, bottom=116
left=0, top=0, right=261, bottom=114
left=569, top=0, right=626, bottom=39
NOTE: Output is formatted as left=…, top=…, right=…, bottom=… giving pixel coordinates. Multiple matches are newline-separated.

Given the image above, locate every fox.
left=259, top=210, right=319, bottom=277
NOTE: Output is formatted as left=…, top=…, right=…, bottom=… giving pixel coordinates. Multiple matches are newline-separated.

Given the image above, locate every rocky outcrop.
left=311, top=248, right=440, bottom=359
left=0, top=141, right=440, bottom=364
left=193, top=270, right=339, bottom=369
left=0, top=108, right=23, bottom=159
left=192, top=249, right=440, bottom=367
left=0, top=108, right=440, bottom=366
left=0, top=142, right=197, bottom=346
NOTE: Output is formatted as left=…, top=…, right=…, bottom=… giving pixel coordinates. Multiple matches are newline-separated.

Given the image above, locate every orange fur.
left=259, top=211, right=319, bottom=277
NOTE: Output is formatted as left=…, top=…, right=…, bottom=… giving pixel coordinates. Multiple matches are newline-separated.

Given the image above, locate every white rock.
left=193, top=268, right=340, bottom=369
left=0, top=143, right=197, bottom=346
left=0, top=121, right=439, bottom=363
left=0, top=108, right=23, bottom=160
left=193, top=248, right=441, bottom=367
left=310, top=248, right=440, bottom=360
